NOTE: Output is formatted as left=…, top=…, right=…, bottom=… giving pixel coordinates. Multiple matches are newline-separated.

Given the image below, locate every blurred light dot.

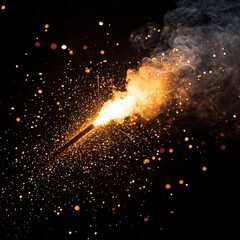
left=69, top=49, right=76, bottom=55
left=202, top=166, right=207, bottom=171
left=83, top=45, right=88, bottom=50
left=184, top=137, right=189, bottom=141
left=50, top=43, right=57, bottom=50
left=61, top=45, right=67, bottom=50
left=151, top=57, right=157, bottom=62
left=1, top=5, right=6, bottom=10
left=179, top=179, right=184, bottom=185
left=159, top=148, right=165, bottom=153
left=143, top=159, right=150, bottom=164
left=100, top=50, right=105, bottom=55
left=85, top=68, right=91, bottom=73
left=169, top=148, right=174, bottom=153
left=188, top=145, right=193, bottom=149
left=38, top=89, right=43, bottom=94
left=56, top=101, right=60, bottom=106
left=152, top=156, right=156, bottom=160
left=99, top=21, right=103, bottom=26
left=35, top=42, right=41, bottom=47
left=45, top=24, right=49, bottom=29
left=16, top=117, right=21, bottom=122
left=220, top=144, right=226, bottom=150
left=74, top=205, right=80, bottom=211
left=165, top=183, right=171, bottom=189
left=143, top=217, right=149, bottom=222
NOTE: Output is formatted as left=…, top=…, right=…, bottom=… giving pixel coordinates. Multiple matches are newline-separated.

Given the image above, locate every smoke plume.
left=96, top=0, right=240, bottom=138
left=128, top=0, right=240, bottom=125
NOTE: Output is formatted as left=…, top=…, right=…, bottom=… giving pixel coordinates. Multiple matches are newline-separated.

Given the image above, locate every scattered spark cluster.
left=0, top=1, right=239, bottom=240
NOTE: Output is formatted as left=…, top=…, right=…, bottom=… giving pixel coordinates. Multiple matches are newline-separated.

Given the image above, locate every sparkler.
left=50, top=124, right=95, bottom=157
left=50, top=65, right=171, bottom=158
left=50, top=101, right=123, bottom=157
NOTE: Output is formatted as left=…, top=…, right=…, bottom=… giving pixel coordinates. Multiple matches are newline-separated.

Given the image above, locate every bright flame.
left=93, top=64, right=170, bottom=126
left=93, top=95, right=133, bottom=126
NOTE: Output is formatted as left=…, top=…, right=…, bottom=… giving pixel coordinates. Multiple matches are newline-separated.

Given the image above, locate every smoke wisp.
left=96, top=0, right=240, bottom=137
left=129, top=0, right=240, bottom=122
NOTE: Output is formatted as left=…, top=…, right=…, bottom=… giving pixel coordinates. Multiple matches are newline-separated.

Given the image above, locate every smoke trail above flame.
left=132, top=0, right=240, bottom=124
left=95, top=0, right=240, bottom=134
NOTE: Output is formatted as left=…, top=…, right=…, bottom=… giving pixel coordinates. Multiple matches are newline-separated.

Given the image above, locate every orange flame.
left=93, top=64, right=170, bottom=126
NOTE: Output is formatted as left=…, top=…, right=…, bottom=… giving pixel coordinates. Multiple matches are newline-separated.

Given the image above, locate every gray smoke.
left=129, top=0, right=240, bottom=135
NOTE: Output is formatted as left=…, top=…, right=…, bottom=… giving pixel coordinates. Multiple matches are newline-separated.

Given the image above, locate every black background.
left=0, top=0, right=239, bottom=239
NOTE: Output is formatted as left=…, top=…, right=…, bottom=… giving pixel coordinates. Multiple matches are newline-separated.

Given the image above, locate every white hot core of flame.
left=93, top=65, right=170, bottom=126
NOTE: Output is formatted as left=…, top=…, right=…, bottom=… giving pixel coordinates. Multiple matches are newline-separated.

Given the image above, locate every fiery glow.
left=93, top=65, right=170, bottom=126
left=93, top=96, right=133, bottom=126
